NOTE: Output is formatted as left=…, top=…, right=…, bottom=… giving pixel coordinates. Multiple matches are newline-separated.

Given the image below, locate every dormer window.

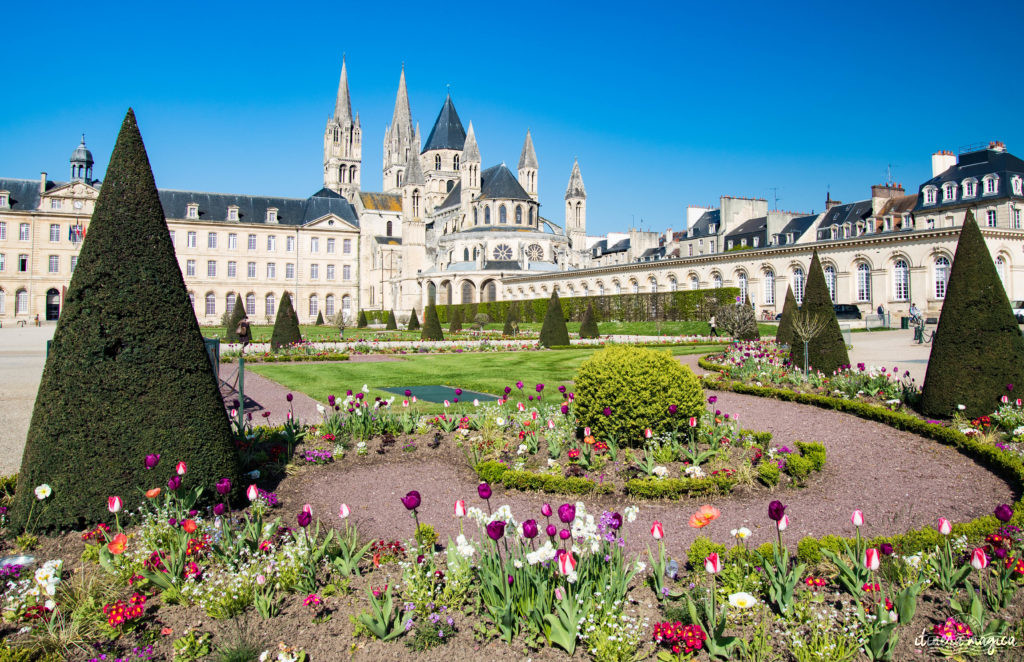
left=266, top=208, right=278, bottom=224
left=787, top=232, right=794, bottom=243
left=752, top=237, right=759, bottom=247
left=1012, top=176, right=1023, bottom=196
left=983, top=175, right=999, bottom=195
left=709, top=224, right=717, bottom=234
left=727, top=240, right=734, bottom=249
left=227, top=205, right=239, bottom=222
left=186, top=203, right=199, bottom=219
left=740, top=238, right=747, bottom=247
left=963, top=179, right=977, bottom=198
left=943, top=183, right=957, bottom=202
left=923, top=187, right=937, bottom=205
left=0, top=192, right=8, bottom=209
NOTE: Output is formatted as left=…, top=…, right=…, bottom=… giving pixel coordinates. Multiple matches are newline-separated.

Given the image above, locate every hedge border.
left=220, top=353, right=350, bottom=364
left=475, top=460, right=612, bottom=496
left=698, top=353, right=1024, bottom=558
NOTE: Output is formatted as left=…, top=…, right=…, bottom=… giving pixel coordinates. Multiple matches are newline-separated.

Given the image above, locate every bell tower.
left=323, top=57, right=361, bottom=199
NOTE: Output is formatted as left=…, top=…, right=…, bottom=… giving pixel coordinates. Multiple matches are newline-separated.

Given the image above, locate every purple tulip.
left=286, top=393, right=293, bottom=402
left=516, top=381, right=524, bottom=389
left=768, top=500, right=786, bottom=522
left=995, top=504, right=1014, bottom=523
left=478, top=483, right=492, bottom=500
left=328, top=395, right=336, bottom=406
left=559, top=385, right=566, bottom=394
left=880, top=543, right=894, bottom=556
left=417, top=554, right=425, bottom=564
left=400, top=490, right=421, bottom=511
left=188, top=509, right=198, bottom=516
left=522, top=519, right=539, bottom=539
left=356, top=392, right=364, bottom=400
left=297, top=510, right=312, bottom=528
left=486, top=520, right=506, bottom=541
left=346, top=389, right=353, bottom=396
left=232, top=399, right=240, bottom=409
left=455, top=388, right=463, bottom=396
left=558, top=503, right=576, bottom=524
left=168, top=517, right=177, bottom=527
left=405, top=389, right=412, bottom=397
left=536, top=384, right=544, bottom=393
left=167, top=475, right=182, bottom=491
left=996, top=547, right=1008, bottom=559
left=546, top=524, right=557, bottom=537
left=668, top=404, right=678, bottom=415
left=216, top=478, right=232, bottom=495
left=504, top=386, right=512, bottom=395
left=559, top=528, right=571, bottom=540
left=602, top=407, right=612, bottom=417
left=213, top=503, right=226, bottom=516
left=708, top=396, right=717, bottom=404
left=528, top=395, right=534, bottom=401
left=541, top=503, right=553, bottom=517
left=609, top=512, right=623, bottom=530
left=507, top=574, right=514, bottom=586
left=560, top=404, right=569, bottom=414
left=568, top=393, right=574, bottom=401
left=144, top=453, right=161, bottom=470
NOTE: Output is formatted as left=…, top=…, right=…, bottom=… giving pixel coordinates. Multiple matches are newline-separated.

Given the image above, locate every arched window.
left=205, top=293, right=216, bottom=316
left=309, top=295, right=319, bottom=317
left=649, top=278, right=658, bottom=294
left=484, top=207, right=491, bottom=224
left=713, top=273, right=723, bottom=289
left=453, top=155, right=460, bottom=171
left=434, top=154, right=441, bottom=170
left=935, top=256, right=950, bottom=299
left=499, top=205, right=507, bottom=223
left=473, top=207, right=478, bottom=225
left=764, top=270, right=775, bottom=306
left=325, top=295, right=335, bottom=317
left=669, top=277, right=678, bottom=292
left=575, top=202, right=582, bottom=223
left=350, top=165, right=357, bottom=183
left=997, top=256, right=1007, bottom=287
left=893, top=260, right=909, bottom=301
left=386, top=220, right=393, bottom=237
left=0, top=289, right=5, bottom=314
left=341, top=294, right=352, bottom=318
left=857, top=263, right=871, bottom=302
left=339, top=166, right=346, bottom=183
left=396, top=171, right=402, bottom=187
left=597, top=282, right=605, bottom=296
left=631, top=280, right=639, bottom=294
left=529, top=207, right=534, bottom=225
left=226, top=293, right=236, bottom=313
left=265, top=293, right=276, bottom=316
left=188, top=292, right=195, bottom=310
left=412, top=190, right=420, bottom=217
left=614, top=281, right=622, bottom=295
left=245, top=293, right=256, bottom=316
left=690, top=275, right=699, bottom=290
left=446, top=180, right=454, bottom=192
left=515, top=206, right=522, bottom=224
left=793, top=268, right=805, bottom=304
left=738, top=272, right=748, bottom=302
left=15, top=289, right=28, bottom=315
left=824, top=265, right=836, bottom=302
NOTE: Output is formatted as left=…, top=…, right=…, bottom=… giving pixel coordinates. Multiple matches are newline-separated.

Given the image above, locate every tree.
left=449, top=307, right=463, bottom=333
left=223, top=293, right=246, bottom=341
left=271, top=291, right=302, bottom=349
left=408, top=308, right=421, bottom=331
left=921, top=211, right=1024, bottom=417
left=788, top=251, right=849, bottom=374
left=716, top=303, right=759, bottom=340
left=502, top=304, right=519, bottom=336
left=10, top=109, right=238, bottom=531
left=315, top=310, right=325, bottom=326
left=539, top=291, right=571, bottom=347
left=579, top=302, right=600, bottom=339
left=421, top=304, right=444, bottom=340
left=385, top=310, right=397, bottom=330
left=357, top=310, right=368, bottom=328
left=776, top=285, right=798, bottom=346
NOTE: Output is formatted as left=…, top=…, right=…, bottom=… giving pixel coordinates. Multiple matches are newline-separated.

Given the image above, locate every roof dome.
left=70, top=136, right=93, bottom=165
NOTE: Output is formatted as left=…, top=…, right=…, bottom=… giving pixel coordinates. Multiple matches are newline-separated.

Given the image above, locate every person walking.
left=236, top=314, right=252, bottom=349
left=709, top=314, right=718, bottom=337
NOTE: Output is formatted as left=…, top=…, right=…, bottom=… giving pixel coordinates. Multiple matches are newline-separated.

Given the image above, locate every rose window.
left=492, top=244, right=513, bottom=261
left=526, top=244, right=544, bottom=261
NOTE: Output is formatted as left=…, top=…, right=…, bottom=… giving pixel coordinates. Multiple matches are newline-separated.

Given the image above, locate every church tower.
left=565, top=160, right=587, bottom=249
left=420, top=94, right=466, bottom=213
left=517, top=130, right=538, bottom=201
left=70, top=135, right=94, bottom=184
left=461, top=121, right=481, bottom=199
left=383, top=65, right=417, bottom=194
left=323, top=57, right=361, bottom=199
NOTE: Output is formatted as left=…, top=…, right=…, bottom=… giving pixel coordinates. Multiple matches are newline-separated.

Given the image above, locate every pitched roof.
left=686, top=209, right=721, bottom=238
left=817, top=200, right=872, bottom=231
left=359, top=192, right=402, bottom=212
left=565, top=160, right=585, bottom=199
left=479, top=164, right=531, bottom=201
left=915, top=147, right=1024, bottom=211
left=404, top=150, right=425, bottom=185
left=422, top=94, right=466, bottom=153
left=876, top=194, right=919, bottom=217
left=518, top=130, right=538, bottom=169
left=776, top=214, right=817, bottom=244
left=158, top=186, right=359, bottom=226
left=462, top=121, right=480, bottom=163
left=0, top=177, right=58, bottom=210
left=436, top=180, right=462, bottom=211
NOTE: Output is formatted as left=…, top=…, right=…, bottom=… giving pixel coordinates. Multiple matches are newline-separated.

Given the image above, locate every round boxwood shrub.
left=574, top=345, right=703, bottom=445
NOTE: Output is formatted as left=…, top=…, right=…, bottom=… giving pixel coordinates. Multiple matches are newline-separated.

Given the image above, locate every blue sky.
left=1, top=1, right=1021, bottom=235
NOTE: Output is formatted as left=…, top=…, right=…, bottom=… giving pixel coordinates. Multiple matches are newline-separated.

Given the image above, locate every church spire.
left=333, top=56, right=352, bottom=122
left=391, top=64, right=414, bottom=139
left=462, top=121, right=480, bottom=163
left=518, top=130, right=538, bottom=170
left=565, top=159, right=586, bottom=199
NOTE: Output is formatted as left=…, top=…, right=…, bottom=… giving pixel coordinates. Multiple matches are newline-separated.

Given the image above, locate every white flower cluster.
left=453, top=534, right=476, bottom=560
left=684, top=465, right=706, bottom=478
left=526, top=540, right=558, bottom=566
left=2, top=559, right=62, bottom=617
left=652, top=465, right=669, bottom=478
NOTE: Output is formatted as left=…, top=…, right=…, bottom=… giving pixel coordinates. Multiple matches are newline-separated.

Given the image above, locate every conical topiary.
left=449, top=307, right=463, bottom=333
left=776, top=285, right=798, bottom=346
left=357, top=310, right=368, bottom=328
left=502, top=305, right=518, bottom=336
left=921, top=212, right=1024, bottom=417
left=224, top=293, right=246, bottom=341
left=539, top=291, right=571, bottom=347
left=421, top=304, right=444, bottom=341
left=10, top=109, right=238, bottom=531
left=408, top=308, right=421, bottom=331
left=579, top=302, right=600, bottom=339
left=315, top=311, right=325, bottom=326
left=789, top=251, right=848, bottom=374
left=271, top=291, right=302, bottom=350
left=385, top=310, right=397, bottom=330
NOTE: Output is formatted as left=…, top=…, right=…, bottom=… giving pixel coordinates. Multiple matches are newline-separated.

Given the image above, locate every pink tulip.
left=108, top=496, right=122, bottom=513
left=777, top=514, right=789, bottom=531
left=303, top=503, right=312, bottom=515
left=175, top=461, right=187, bottom=476
left=246, top=484, right=259, bottom=501
left=402, top=400, right=409, bottom=407
left=231, top=408, right=238, bottom=417
left=938, top=517, right=952, bottom=535
left=412, top=396, right=417, bottom=403
left=517, top=402, right=526, bottom=412
left=651, top=520, right=664, bottom=540
left=531, top=411, right=539, bottom=420
left=644, top=428, right=653, bottom=439
left=971, top=548, right=989, bottom=570
left=864, top=548, right=880, bottom=571
left=547, top=419, right=555, bottom=429
left=688, top=417, right=698, bottom=428
left=851, top=510, right=864, bottom=527
left=338, top=503, right=350, bottom=519
left=444, top=400, right=450, bottom=408
left=554, top=586, right=565, bottom=600
left=454, top=500, right=466, bottom=517
left=704, top=552, right=722, bottom=574
left=1001, top=395, right=1009, bottom=404
left=286, top=411, right=293, bottom=420
left=584, top=427, right=591, bottom=436
left=557, top=549, right=577, bottom=575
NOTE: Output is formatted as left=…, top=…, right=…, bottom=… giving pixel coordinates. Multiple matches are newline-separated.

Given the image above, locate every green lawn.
left=249, top=344, right=722, bottom=412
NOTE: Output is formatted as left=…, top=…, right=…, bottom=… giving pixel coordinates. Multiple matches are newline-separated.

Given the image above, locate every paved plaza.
left=0, top=327, right=933, bottom=476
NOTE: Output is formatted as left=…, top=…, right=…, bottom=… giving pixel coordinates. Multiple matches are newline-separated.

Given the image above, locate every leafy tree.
left=789, top=251, right=848, bottom=374
left=407, top=308, right=421, bottom=331
left=315, top=310, right=325, bottom=326
left=717, top=303, right=759, bottom=340
left=271, top=291, right=302, bottom=349
left=539, top=291, right=571, bottom=347
left=10, top=109, right=238, bottom=531
left=579, top=302, right=600, bottom=339
left=357, top=310, right=368, bottom=328
left=223, top=294, right=246, bottom=341
left=921, top=211, right=1024, bottom=417
left=385, top=310, right=397, bottom=330
left=421, top=304, right=444, bottom=341
left=776, top=285, right=798, bottom=346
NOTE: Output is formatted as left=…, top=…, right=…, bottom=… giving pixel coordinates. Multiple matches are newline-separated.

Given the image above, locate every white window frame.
left=285, top=263, right=295, bottom=279
left=247, top=234, right=257, bottom=251
left=207, top=260, right=217, bottom=278
left=207, top=232, right=217, bottom=249
left=287, top=236, right=296, bottom=252
left=763, top=270, right=774, bottom=305
left=987, top=210, right=998, bottom=227
left=266, top=294, right=276, bottom=316
left=267, top=235, right=276, bottom=251
left=326, top=264, right=335, bottom=280
left=983, top=175, right=999, bottom=195
left=247, top=262, right=257, bottom=278
left=943, top=183, right=956, bottom=202
left=310, top=263, right=319, bottom=279
left=963, top=179, right=977, bottom=198
left=311, top=237, right=320, bottom=253
left=48, top=255, right=59, bottom=273
left=227, top=206, right=239, bottom=222
left=326, top=238, right=335, bottom=253
left=49, top=224, right=60, bottom=242
left=923, top=187, right=937, bottom=205
left=342, top=264, right=351, bottom=280
left=245, top=294, right=256, bottom=316
left=856, top=263, right=871, bottom=302
left=0, top=222, right=6, bottom=240
left=267, top=262, right=276, bottom=279
left=186, top=203, right=199, bottom=219
left=187, top=231, right=197, bottom=248
left=228, top=233, right=238, bottom=250
left=343, top=238, right=351, bottom=254
left=893, top=259, right=909, bottom=301
left=227, top=261, right=237, bottom=278
left=935, top=256, right=950, bottom=299
left=205, top=294, right=216, bottom=316
left=19, top=223, right=30, bottom=241
left=186, top=259, right=196, bottom=276
left=824, top=265, right=836, bottom=302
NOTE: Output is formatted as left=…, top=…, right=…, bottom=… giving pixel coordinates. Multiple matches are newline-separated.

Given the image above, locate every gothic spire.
left=565, top=160, right=586, bottom=199
left=422, top=93, right=466, bottom=152
left=463, top=121, right=480, bottom=163
left=404, top=150, right=425, bottom=186
left=518, top=130, right=538, bottom=170
left=333, top=56, right=352, bottom=122
left=390, top=65, right=414, bottom=140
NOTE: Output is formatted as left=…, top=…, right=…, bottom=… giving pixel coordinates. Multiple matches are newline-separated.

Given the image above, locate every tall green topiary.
left=421, top=304, right=444, bottom=341
left=10, top=109, right=238, bottom=531
left=574, top=345, right=704, bottom=445
left=271, top=291, right=302, bottom=350
left=579, top=302, right=600, bottom=339
left=385, top=310, right=397, bottom=330
left=408, top=308, right=421, bottom=331
left=789, top=251, right=849, bottom=374
left=921, top=212, right=1024, bottom=417
left=502, top=304, right=518, bottom=336
left=357, top=310, right=368, bottom=328
left=449, top=307, right=463, bottom=333
left=776, top=285, right=798, bottom=346
left=315, top=311, right=325, bottom=326
left=539, top=291, right=571, bottom=347
left=224, top=293, right=246, bottom=341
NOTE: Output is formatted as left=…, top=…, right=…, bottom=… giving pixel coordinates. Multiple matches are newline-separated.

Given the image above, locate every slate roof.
left=479, top=165, right=531, bottom=201
left=158, top=186, right=359, bottom=226
left=436, top=181, right=462, bottom=211
left=590, top=237, right=630, bottom=257
left=915, top=148, right=1024, bottom=211
left=0, top=177, right=59, bottom=210
left=359, top=192, right=403, bottom=212
left=422, top=95, right=466, bottom=153
left=686, top=209, right=721, bottom=238
left=815, top=200, right=873, bottom=239
left=775, top=214, right=817, bottom=245
left=374, top=236, right=402, bottom=245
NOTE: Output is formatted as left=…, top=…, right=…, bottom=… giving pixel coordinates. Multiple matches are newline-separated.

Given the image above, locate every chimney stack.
left=40, top=171, right=47, bottom=194
left=931, top=150, right=957, bottom=177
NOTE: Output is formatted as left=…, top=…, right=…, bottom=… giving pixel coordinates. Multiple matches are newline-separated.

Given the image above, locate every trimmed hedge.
left=789, top=251, right=849, bottom=374
left=625, top=474, right=737, bottom=499
left=224, top=293, right=246, bottom=342
left=270, top=291, right=302, bottom=350
left=475, top=461, right=612, bottom=496
left=539, top=291, right=570, bottom=347
left=448, top=307, right=463, bottom=333
left=579, top=302, right=600, bottom=339
left=421, top=304, right=444, bottom=341
left=502, top=305, right=518, bottom=336
left=315, top=311, right=325, bottom=326
left=384, top=310, right=397, bottom=330
left=776, top=285, right=797, bottom=347
left=408, top=308, right=420, bottom=331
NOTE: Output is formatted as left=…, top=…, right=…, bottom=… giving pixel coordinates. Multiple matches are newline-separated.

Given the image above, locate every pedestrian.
left=236, top=314, right=252, bottom=349
left=709, top=314, right=718, bottom=337
left=876, top=304, right=884, bottom=317
left=909, top=302, right=921, bottom=323
left=34, top=314, right=40, bottom=327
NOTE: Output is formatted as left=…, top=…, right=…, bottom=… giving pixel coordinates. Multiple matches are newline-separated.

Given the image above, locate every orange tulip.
left=145, top=488, right=161, bottom=499
left=583, top=435, right=596, bottom=445
left=688, top=504, right=722, bottom=529
left=182, top=519, right=198, bottom=534
left=108, top=533, right=128, bottom=554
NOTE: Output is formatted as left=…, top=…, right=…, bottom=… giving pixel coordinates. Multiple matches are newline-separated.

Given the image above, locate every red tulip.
left=182, top=519, right=198, bottom=534
left=247, top=484, right=259, bottom=501
left=651, top=520, right=664, bottom=540
left=863, top=548, right=880, bottom=571
left=454, top=500, right=466, bottom=517
left=175, top=461, right=187, bottom=476
left=557, top=549, right=577, bottom=575
left=704, top=552, right=722, bottom=574
left=971, top=548, right=989, bottom=570
left=938, top=517, right=952, bottom=535
left=851, top=510, right=864, bottom=527
left=777, top=514, right=789, bottom=531
left=688, top=417, right=698, bottom=428
left=108, top=496, right=123, bottom=513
